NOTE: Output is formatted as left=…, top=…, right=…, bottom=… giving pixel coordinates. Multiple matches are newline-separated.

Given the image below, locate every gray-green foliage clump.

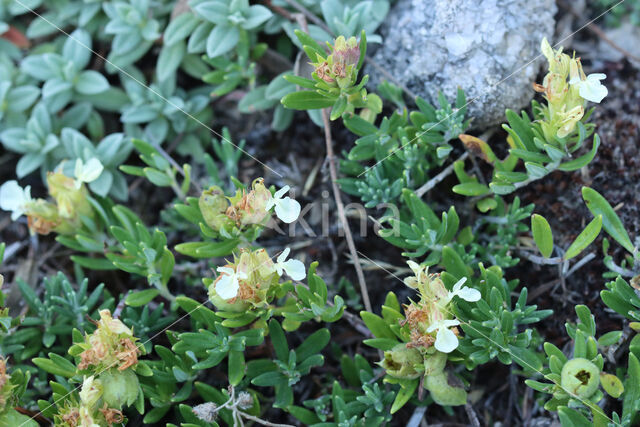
left=0, top=1, right=639, bottom=427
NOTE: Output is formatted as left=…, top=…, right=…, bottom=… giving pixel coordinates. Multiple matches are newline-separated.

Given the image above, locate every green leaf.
left=564, top=215, right=602, bottom=260
left=597, top=330, right=622, bottom=347
left=206, top=24, right=239, bottom=58
left=623, top=354, right=640, bottom=419
left=75, top=70, right=109, bottom=95
left=295, top=329, right=330, bottom=361
left=582, top=187, right=634, bottom=254
left=268, top=319, right=289, bottom=361
left=360, top=311, right=394, bottom=339
left=174, top=240, right=239, bottom=258
left=164, top=13, right=200, bottom=46
left=558, top=406, right=593, bottom=427
left=252, top=371, right=284, bottom=387
left=228, top=350, right=245, bottom=386
left=70, top=256, right=116, bottom=270
left=33, top=353, right=76, bottom=378
left=452, top=182, right=490, bottom=196
left=558, top=134, right=600, bottom=171
left=531, top=214, right=553, bottom=258
left=157, top=41, right=186, bottom=81
left=281, top=91, right=335, bottom=110
left=600, top=373, right=624, bottom=398
left=390, top=379, right=418, bottom=414
left=125, top=289, right=159, bottom=307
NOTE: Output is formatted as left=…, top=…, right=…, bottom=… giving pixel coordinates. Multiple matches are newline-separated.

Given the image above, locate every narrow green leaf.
left=582, top=187, right=634, bottom=254
left=564, top=215, right=602, bottom=260
left=125, top=289, right=159, bottom=307
left=281, top=91, right=335, bottom=110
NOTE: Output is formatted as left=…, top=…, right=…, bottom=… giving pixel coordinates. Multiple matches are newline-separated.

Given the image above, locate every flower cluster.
left=379, top=262, right=480, bottom=406
left=56, top=376, right=125, bottom=427
left=535, top=38, right=608, bottom=140
left=311, top=35, right=361, bottom=89
left=402, top=261, right=479, bottom=354
left=208, top=247, right=306, bottom=312
left=75, top=310, right=143, bottom=411
left=199, top=178, right=301, bottom=235
left=0, top=160, right=102, bottom=235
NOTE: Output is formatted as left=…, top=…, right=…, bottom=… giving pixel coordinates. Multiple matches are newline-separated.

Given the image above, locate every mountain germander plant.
left=0, top=1, right=638, bottom=426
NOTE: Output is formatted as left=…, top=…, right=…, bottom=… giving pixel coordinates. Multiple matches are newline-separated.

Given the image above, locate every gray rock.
left=367, top=0, right=557, bottom=127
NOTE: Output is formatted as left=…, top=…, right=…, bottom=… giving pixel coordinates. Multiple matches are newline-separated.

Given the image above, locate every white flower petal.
left=452, top=277, right=467, bottom=292
left=274, top=264, right=284, bottom=276
left=277, top=247, right=290, bottom=264
left=456, top=287, right=481, bottom=302
left=0, top=180, right=31, bottom=220
left=275, top=197, right=300, bottom=223
left=273, top=185, right=290, bottom=199
left=435, top=326, right=459, bottom=353
left=80, top=157, right=104, bottom=183
left=217, top=266, right=234, bottom=275
left=579, top=82, right=608, bottom=103
left=265, top=197, right=275, bottom=211
left=588, top=73, right=606, bottom=81
left=283, top=259, right=306, bottom=281
left=442, top=319, right=461, bottom=328
left=215, top=274, right=239, bottom=300
left=75, top=158, right=84, bottom=181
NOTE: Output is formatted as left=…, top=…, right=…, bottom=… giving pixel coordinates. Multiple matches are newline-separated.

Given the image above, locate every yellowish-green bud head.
left=556, top=105, right=584, bottom=138
left=99, top=368, right=140, bottom=409
left=560, top=358, right=600, bottom=399
left=47, top=171, right=92, bottom=220
left=200, top=179, right=272, bottom=232
left=24, top=198, right=67, bottom=235
left=199, top=186, right=232, bottom=231
left=380, top=344, right=422, bottom=380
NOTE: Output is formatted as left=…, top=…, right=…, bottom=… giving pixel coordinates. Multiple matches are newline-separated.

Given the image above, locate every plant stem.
left=415, top=152, right=469, bottom=197
left=237, top=410, right=296, bottom=427
left=321, top=108, right=373, bottom=313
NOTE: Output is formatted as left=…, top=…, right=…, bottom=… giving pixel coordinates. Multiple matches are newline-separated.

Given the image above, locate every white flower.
left=447, top=277, right=481, bottom=303
left=0, top=180, right=32, bottom=220
left=215, top=266, right=248, bottom=300
left=404, top=260, right=427, bottom=289
left=426, top=319, right=461, bottom=353
left=74, top=157, right=104, bottom=188
left=570, top=73, right=608, bottom=103
left=265, top=185, right=300, bottom=223
left=274, top=248, right=306, bottom=281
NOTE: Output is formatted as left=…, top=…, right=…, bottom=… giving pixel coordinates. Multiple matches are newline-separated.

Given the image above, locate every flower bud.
left=99, top=368, right=140, bottom=409
left=380, top=344, right=422, bottom=379
left=199, top=179, right=272, bottom=232
left=333, top=36, right=360, bottom=69
left=47, top=171, right=92, bottom=220
left=25, top=199, right=66, bottom=235
left=199, top=186, right=233, bottom=231
left=560, top=358, right=600, bottom=399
